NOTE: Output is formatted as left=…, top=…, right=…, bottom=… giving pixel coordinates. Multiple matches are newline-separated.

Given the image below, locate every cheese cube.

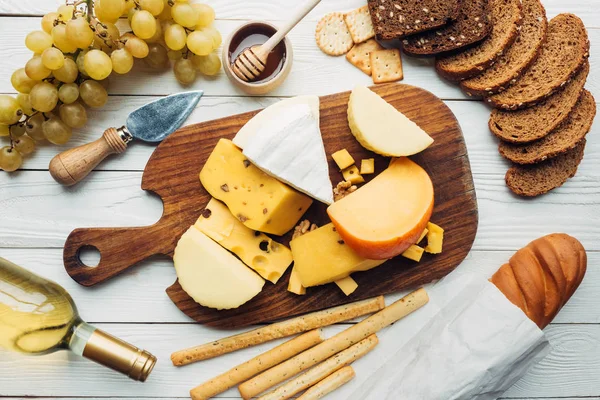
left=401, top=245, right=425, bottom=262
left=335, top=276, right=358, bottom=296
left=332, top=149, right=355, bottom=170
left=342, top=165, right=365, bottom=184
left=360, top=158, right=375, bottom=174
left=288, top=267, right=306, bottom=295
left=418, top=228, right=429, bottom=244
left=290, top=223, right=385, bottom=287
left=195, top=198, right=293, bottom=283
left=199, top=139, right=313, bottom=236
left=425, top=222, right=444, bottom=254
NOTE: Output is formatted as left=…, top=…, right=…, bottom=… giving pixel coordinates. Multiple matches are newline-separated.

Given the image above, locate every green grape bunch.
left=1, top=0, right=222, bottom=172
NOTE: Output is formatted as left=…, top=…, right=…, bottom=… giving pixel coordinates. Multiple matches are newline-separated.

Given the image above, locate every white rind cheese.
left=242, top=103, right=334, bottom=205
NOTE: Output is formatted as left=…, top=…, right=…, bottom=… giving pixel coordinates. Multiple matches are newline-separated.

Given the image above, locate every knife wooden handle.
left=49, top=127, right=128, bottom=186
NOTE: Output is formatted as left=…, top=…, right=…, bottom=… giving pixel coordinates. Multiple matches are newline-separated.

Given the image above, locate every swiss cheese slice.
left=348, top=85, right=433, bottom=156
left=173, top=226, right=265, bottom=310
left=243, top=103, right=334, bottom=204
left=233, top=96, right=320, bottom=149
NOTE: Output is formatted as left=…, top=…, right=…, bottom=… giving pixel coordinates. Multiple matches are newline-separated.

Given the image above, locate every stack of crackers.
left=315, top=6, right=403, bottom=84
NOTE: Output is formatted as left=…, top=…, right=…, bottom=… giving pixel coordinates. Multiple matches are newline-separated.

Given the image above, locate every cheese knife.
left=49, top=90, right=203, bottom=186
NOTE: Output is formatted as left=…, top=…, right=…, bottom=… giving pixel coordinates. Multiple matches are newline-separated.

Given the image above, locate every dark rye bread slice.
left=505, top=139, right=586, bottom=197
left=487, top=13, right=590, bottom=110
left=401, top=0, right=492, bottom=56
left=489, top=62, right=589, bottom=143
left=461, top=0, right=547, bottom=96
left=499, top=90, right=596, bottom=164
left=435, top=0, right=523, bottom=81
left=368, top=0, right=461, bottom=40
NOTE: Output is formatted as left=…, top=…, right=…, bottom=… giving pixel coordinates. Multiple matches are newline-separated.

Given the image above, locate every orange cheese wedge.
left=327, top=157, right=434, bottom=259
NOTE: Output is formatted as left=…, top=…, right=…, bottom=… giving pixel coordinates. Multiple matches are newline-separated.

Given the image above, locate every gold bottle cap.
left=82, top=328, right=157, bottom=382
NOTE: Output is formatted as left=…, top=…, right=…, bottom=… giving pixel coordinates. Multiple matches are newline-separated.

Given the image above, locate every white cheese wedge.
left=348, top=85, right=434, bottom=156
left=173, top=226, right=265, bottom=310
left=233, top=95, right=320, bottom=149
left=243, top=103, right=334, bottom=204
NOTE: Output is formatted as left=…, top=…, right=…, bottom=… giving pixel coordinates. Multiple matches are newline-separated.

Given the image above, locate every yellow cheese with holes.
left=199, top=139, right=313, bottom=236
left=195, top=198, right=293, bottom=283
left=402, top=245, right=425, bottom=262
left=342, top=165, right=365, bottom=184
left=425, top=222, right=444, bottom=254
left=332, top=149, right=355, bottom=170
left=290, top=223, right=385, bottom=287
left=287, top=267, right=306, bottom=295
left=173, top=226, right=265, bottom=310
left=360, top=158, right=375, bottom=174
left=335, top=276, right=358, bottom=296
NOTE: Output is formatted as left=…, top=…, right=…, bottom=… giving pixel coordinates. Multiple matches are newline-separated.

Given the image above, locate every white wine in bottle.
left=0, top=257, right=156, bottom=381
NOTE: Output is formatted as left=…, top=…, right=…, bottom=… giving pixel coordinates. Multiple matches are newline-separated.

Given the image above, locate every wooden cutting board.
left=63, top=83, right=478, bottom=328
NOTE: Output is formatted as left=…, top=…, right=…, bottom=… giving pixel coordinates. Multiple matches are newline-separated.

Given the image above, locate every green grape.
left=123, top=0, right=136, bottom=13
left=0, top=124, right=8, bottom=137
left=0, top=146, right=23, bottom=172
left=167, top=49, right=184, bottom=61
left=25, top=30, right=54, bottom=53
left=10, top=122, right=26, bottom=138
left=17, top=94, right=34, bottom=115
left=42, top=117, right=72, bottom=145
left=93, top=22, right=121, bottom=53
left=140, top=0, right=164, bottom=16
left=95, top=0, right=125, bottom=23
left=25, top=56, right=52, bottom=81
left=53, top=58, right=78, bottom=83
left=41, top=47, right=65, bottom=70
left=84, top=50, right=113, bottom=80
left=200, top=25, right=222, bottom=48
left=25, top=113, right=46, bottom=141
left=165, top=24, right=187, bottom=51
left=131, top=10, right=157, bottom=39
left=158, top=0, right=172, bottom=20
left=66, top=17, right=95, bottom=49
left=192, top=4, right=215, bottom=29
left=174, top=58, right=196, bottom=85
left=111, top=48, right=134, bottom=74
left=187, top=31, right=213, bottom=56
left=145, top=16, right=164, bottom=44
left=52, top=24, right=78, bottom=53
left=59, top=102, right=88, bottom=128
left=11, top=68, right=38, bottom=94
left=58, top=83, right=80, bottom=104
left=29, top=82, right=59, bottom=113
left=79, top=80, right=108, bottom=108
left=123, top=33, right=150, bottom=58
left=145, top=43, right=169, bottom=69
left=41, top=12, right=59, bottom=34
left=57, top=5, right=75, bottom=22
left=171, top=3, right=199, bottom=28
left=14, top=135, right=36, bottom=155
left=76, top=50, right=89, bottom=77
left=0, top=96, right=23, bottom=125
left=192, top=52, right=221, bottom=76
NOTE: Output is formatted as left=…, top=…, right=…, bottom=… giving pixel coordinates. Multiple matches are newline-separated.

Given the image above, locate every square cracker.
left=346, top=39, right=384, bottom=75
left=370, top=49, right=404, bottom=84
left=344, top=6, right=375, bottom=44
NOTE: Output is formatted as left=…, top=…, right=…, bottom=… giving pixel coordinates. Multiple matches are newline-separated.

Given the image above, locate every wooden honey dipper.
left=232, top=0, right=321, bottom=82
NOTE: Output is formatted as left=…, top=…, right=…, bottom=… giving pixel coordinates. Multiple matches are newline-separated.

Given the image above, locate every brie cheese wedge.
left=243, top=103, right=334, bottom=204
left=233, top=96, right=320, bottom=149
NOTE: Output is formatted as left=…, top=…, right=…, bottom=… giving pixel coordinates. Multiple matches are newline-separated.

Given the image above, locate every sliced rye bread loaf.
left=489, top=62, right=589, bottom=143
left=499, top=90, right=596, bottom=164
left=368, top=0, right=461, bottom=40
left=435, top=0, right=523, bottom=81
left=401, top=0, right=492, bottom=56
left=461, top=0, right=547, bottom=96
left=487, top=13, right=590, bottom=110
left=505, top=139, right=586, bottom=197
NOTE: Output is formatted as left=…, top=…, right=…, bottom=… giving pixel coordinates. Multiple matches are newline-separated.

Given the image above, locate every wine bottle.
left=0, top=257, right=156, bottom=381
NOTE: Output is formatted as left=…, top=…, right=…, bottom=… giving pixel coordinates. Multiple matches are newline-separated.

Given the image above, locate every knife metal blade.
left=126, top=91, right=204, bottom=143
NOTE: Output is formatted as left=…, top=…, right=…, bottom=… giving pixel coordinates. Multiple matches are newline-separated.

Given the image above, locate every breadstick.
left=190, top=330, right=324, bottom=400
left=297, top=366, right=355, bottom=400
left=172, top=296, right=385, bottom=366
left=239, top=288, right=428, bottom=399
left=257, top=334, right=377, bottom=400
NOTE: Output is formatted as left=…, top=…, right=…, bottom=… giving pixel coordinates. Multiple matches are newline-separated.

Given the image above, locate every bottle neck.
left=68, top=321, right=156, bottom=382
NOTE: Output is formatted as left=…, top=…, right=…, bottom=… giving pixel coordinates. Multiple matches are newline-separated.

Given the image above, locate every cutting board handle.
left=63, top=224, right=173, bottom=286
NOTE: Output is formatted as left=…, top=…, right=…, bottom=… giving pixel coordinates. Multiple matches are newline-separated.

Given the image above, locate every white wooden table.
left=0, top=0, right=598, bottom=398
